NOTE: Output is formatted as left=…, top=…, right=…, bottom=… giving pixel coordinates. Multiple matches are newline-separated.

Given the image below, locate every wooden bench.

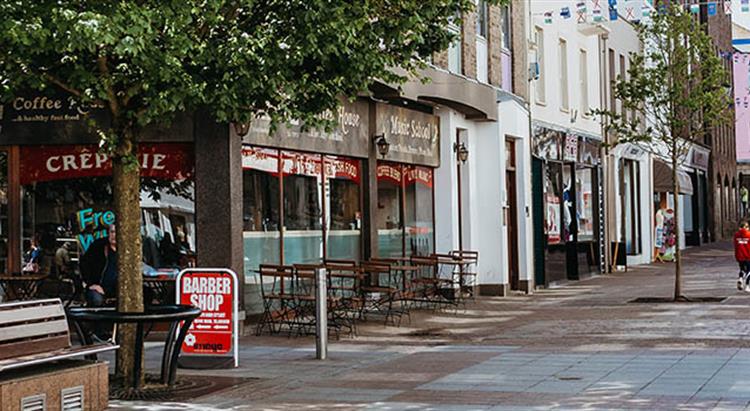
left=0, top=298, right=118, bottom=373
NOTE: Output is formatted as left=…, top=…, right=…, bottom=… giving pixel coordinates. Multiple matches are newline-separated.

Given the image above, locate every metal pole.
left=315, top=268, right=327, bottom=360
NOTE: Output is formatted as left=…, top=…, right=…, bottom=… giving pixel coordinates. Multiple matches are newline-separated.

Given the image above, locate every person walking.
left=734, top=221, right=750, bottom=291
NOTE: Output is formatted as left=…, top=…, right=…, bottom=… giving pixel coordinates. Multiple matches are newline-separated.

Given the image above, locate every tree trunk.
left=671, top=151, right=682, bottom=301
left=112, top=131, right=145, bottom=387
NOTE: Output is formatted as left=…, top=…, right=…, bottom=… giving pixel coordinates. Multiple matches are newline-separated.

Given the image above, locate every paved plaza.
left=112, top=242, right=750, bottom=410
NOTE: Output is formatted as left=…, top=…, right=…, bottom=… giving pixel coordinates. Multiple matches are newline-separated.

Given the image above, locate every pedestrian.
left=734, top=221, right=750, bottom=291
left=80, top=223, right=118, bottom=308
left=741, top=186, right=749, bottom=217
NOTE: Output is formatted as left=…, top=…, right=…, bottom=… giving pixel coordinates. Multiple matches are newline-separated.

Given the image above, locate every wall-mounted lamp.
left=233, top=122, right=251, bottom=137
left=454, top=142, right=469, bottom=164
left=373, top=134, right=390, bottom=158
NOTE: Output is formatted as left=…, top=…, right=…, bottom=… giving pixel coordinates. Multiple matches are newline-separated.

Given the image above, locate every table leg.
left=133, top=322, right=145, bottom=390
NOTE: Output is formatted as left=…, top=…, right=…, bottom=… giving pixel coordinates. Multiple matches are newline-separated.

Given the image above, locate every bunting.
left=536, top=0, right=739, bottom=25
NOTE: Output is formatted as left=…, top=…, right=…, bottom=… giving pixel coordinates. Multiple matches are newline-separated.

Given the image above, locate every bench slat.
left=0, top=343, right=119, bottom=373
left=0, top=318, right=68, bottom=343
left=0, top=335, right=70, bottom=361
left=0, top=303, right=65, bottom=325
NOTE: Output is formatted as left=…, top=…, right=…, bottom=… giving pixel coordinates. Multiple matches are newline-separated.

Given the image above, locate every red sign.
left=405, top=166, right=433, bottom=188
left=377, top=163, right=402, bottom=185
left=177, top=269, right=238, bottom=362
left=19, top=143, right=194, bottom=185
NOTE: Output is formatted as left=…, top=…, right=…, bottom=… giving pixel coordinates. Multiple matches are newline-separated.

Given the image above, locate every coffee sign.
left=375, top=103, right=440, bottom=167
left=234, top=99, right=370, bottom=158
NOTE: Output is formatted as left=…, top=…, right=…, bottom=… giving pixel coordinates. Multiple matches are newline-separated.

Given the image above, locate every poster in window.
left=546, top=193, right=561, bottom=244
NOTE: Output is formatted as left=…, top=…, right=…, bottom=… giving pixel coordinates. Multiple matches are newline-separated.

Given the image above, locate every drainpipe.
left=599, top=31, right=612, bottom=273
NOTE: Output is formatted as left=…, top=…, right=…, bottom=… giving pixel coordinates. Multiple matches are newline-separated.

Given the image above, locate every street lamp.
left=454, top=142, right=469, bottom=164
left=233, top=122, right=250, bottom=137
left=373, top=134, right=390, bottom=158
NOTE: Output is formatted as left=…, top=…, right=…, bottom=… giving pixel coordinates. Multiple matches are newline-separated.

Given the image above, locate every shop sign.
left=533, top=129, right=563, bottom=161
left=235, top=99, right=370, bottom=158
left=620, top=144, right=646, bottom=161
left=324, top=156, right=360, bottom=183
left=563, top=135, right=578, bottom=162
left=689, top=146, right=710, bottom=171
left=375, top=103, right=440, bottom=167
left=176, top=268, right=239, bottom=367
left=18, top=143, right=193, bottom=185
left=241, top=146, right=278, bottom=173
left=76, top=208, right=115, bottom=252
left=404, top=166, right=433, bottom=188
left=376, top=163, right=403, bottom=185
left=1, top=93, right=111, bottom=144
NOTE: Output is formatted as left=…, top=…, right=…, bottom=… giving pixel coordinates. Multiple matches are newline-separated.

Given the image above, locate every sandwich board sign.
left=176, top=268, right=239, bottom=368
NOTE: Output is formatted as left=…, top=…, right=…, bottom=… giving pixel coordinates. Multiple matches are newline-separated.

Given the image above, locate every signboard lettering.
left=176, top=268, right=239, bottom=367
left=375, top=104, right=440, bottom=167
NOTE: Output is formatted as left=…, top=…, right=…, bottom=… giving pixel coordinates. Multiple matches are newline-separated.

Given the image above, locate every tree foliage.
left=595, top=5, right=730, bottom=300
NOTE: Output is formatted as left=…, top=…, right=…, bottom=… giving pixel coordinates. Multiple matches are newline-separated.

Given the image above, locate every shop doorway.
left=531, top=157, right=546, bottom=288
left=505, top=139, right=519, bottom=290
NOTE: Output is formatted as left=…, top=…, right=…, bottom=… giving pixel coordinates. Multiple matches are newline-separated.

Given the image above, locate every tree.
left=595, top=5, right=730, bottom=301
left=0, top=0, right=490, bottom=388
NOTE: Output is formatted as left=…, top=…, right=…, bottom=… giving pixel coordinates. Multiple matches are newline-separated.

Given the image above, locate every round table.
left=67, top=304, right=201, bottom=389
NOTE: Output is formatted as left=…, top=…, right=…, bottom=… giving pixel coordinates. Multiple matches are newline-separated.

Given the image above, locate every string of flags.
left=539, top=0, right=736, bottom=25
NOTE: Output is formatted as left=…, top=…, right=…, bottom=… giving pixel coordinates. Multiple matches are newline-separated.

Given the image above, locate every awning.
left=653, top=159, right=694, bottom=195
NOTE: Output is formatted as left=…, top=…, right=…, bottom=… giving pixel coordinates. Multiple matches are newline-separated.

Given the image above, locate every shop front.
left=0, top=94, right=196, bottom=296
left=236, top=99, right=439, bottom=312
left=532, top=127, right=602, bottom=286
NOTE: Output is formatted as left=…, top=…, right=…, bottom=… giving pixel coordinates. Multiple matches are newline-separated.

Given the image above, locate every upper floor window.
left=579, top=49, right=589, bottom=115
left=447, top=10, right=462, bottom=74
left=535, top=27, right=546, bottom=104
left=559, top=38, right=569, bottom=111
left=500, top=4, right=512, bottom=50
left=476, top=0, right=488, bottom=39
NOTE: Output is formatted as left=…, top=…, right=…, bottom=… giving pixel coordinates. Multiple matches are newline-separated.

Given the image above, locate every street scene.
left=2, top=0, right=750, bottom=410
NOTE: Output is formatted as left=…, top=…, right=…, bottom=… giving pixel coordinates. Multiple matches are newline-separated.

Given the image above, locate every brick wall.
left=488, top=5, right=503, bottom=86
left=511, top=0, right=529, bottom=101
left=461, top=9, right=477, bottom=79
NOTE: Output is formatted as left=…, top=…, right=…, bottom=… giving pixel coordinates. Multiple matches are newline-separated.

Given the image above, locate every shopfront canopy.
left=653, top=159, right=694, bottom=195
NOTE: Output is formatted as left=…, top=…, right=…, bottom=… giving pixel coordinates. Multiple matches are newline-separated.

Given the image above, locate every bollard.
left=315, top=268, right=328, bottom=360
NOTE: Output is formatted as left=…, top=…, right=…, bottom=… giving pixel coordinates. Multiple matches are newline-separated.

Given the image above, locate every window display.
left=577, top=166, right=596, bottom=241
left=20, top=143, right=195, bottom=279
left=545, top=162, right=563, bottom=245
left=242, top=146, right=281, bottom=275
left=282, top=151, right=323, bottom=265
left=376, top=163, right=404, bottom=258
left=405, top=166, right=434, bottom=256
left=325, top=155, right=362, bottom=261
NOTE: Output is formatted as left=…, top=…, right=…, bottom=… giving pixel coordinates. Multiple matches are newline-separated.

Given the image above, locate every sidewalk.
left=112, top=242, right=750, bottom=410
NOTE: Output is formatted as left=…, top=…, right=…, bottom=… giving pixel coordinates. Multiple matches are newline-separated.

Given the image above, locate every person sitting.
left=80, top=224, right=118, bottom=307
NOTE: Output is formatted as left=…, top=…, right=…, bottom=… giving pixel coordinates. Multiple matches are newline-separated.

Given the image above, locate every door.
left=532, top=157, right=546, bottom=288
left=505, top=139, right=519, bottom=290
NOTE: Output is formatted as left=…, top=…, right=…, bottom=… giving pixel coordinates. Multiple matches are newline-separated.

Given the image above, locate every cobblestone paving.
left=111, top=242, right=750, bottom=410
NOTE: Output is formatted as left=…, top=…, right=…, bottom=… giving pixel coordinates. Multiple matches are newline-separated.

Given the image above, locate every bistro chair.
left=324, top=263, right=363, bottom=337
left=360, top=261, right=404, bottom=326
left=450, top=250, right=479, bottom=300
left=409, top=255, right=453, bottom=309
left=255, top=264, right=297, bottom=336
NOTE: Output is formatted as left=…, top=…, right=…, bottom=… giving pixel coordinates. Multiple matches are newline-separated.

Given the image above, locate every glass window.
left=325, top=155, right=362, bottom=261
left=576, top=166, right=596, bottom=241
left=579, top=49, right=589, bottom=115
left=545, top=162, right=563, bottom=245
left=448, top=28, right=462, bottom=74
left=500, top=4, right=511, bottom=50
left=624, top=160, right=642, bottom=255
left=242, top=147, right=281, bottom=276
left=405, top=166, right=435, bottom=256
left=282, top=151, right=323, bottom=265
left=20, top=144, right=195, bottom=279
left=476, top=0, right=488, bottom=39
left=377, top=163, right=404, bottom=257
left=535, top=27, right=546, bottom=104
left=0, top=152, right=8, bottom=274
left=559, top=38, right=569, bottom=111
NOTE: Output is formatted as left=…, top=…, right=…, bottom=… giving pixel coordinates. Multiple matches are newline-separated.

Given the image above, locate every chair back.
left=450, top=250, right=479, bottom=263
left=258, top=264, right=295, bottom=297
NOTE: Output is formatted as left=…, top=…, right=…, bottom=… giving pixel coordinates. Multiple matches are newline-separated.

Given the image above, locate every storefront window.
left=242, top=147, right=281, bottom=276
left=623, top=159, right=642, bottom=255
left=576, top=166, right=596, bottom=242
left=325, top=155, right=362, bottom=261
left=20, top=144, right=195, bottom=278
left=282, top=151, right=323, bottom=265
left=377, top=163, right=404, bottom=257
left=405, top=166, right=435, bottom=256
left=545, top=162, right=563, bottom=245
left=0, top=152, right=9, bottom=273
left=563, top=165, right=574, bottom=242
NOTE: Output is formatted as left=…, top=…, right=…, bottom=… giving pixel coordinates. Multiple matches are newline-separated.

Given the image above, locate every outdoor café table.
left=434, top=256, right=473, bottom=297
left=0, top=273, right=48, bottom=301
left=389, top=265, right=421, bottom=296
left=67, top=304, right=201, bottom=390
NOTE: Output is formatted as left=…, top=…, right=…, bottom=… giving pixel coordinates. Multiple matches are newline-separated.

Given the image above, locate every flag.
left=609, top=0, right=618, bottom=20
left=708, top=2, right=717, bottom=15
left=725, top=1, right=733, bottom=14
left=576, top=1, right=588, bottom=23
left=593, top=8, right=604, bottom=21
left=561, top=6, right=572, bottom=19
left=544, top=11, right=553, bottom=24
left=642, top=4, right=651, bottom=18
left=690, top=4, right=700, bottom=13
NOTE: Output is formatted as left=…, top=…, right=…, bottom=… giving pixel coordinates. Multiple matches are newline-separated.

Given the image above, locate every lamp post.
left=454, top=141, right=469, bottom=252
left=373, top=134, right=390, bottom=158
left=232, top=122, right=250, bottom=137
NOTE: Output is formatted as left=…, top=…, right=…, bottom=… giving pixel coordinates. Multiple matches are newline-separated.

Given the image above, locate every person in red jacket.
left=735, top=221, right=750, bottom=290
